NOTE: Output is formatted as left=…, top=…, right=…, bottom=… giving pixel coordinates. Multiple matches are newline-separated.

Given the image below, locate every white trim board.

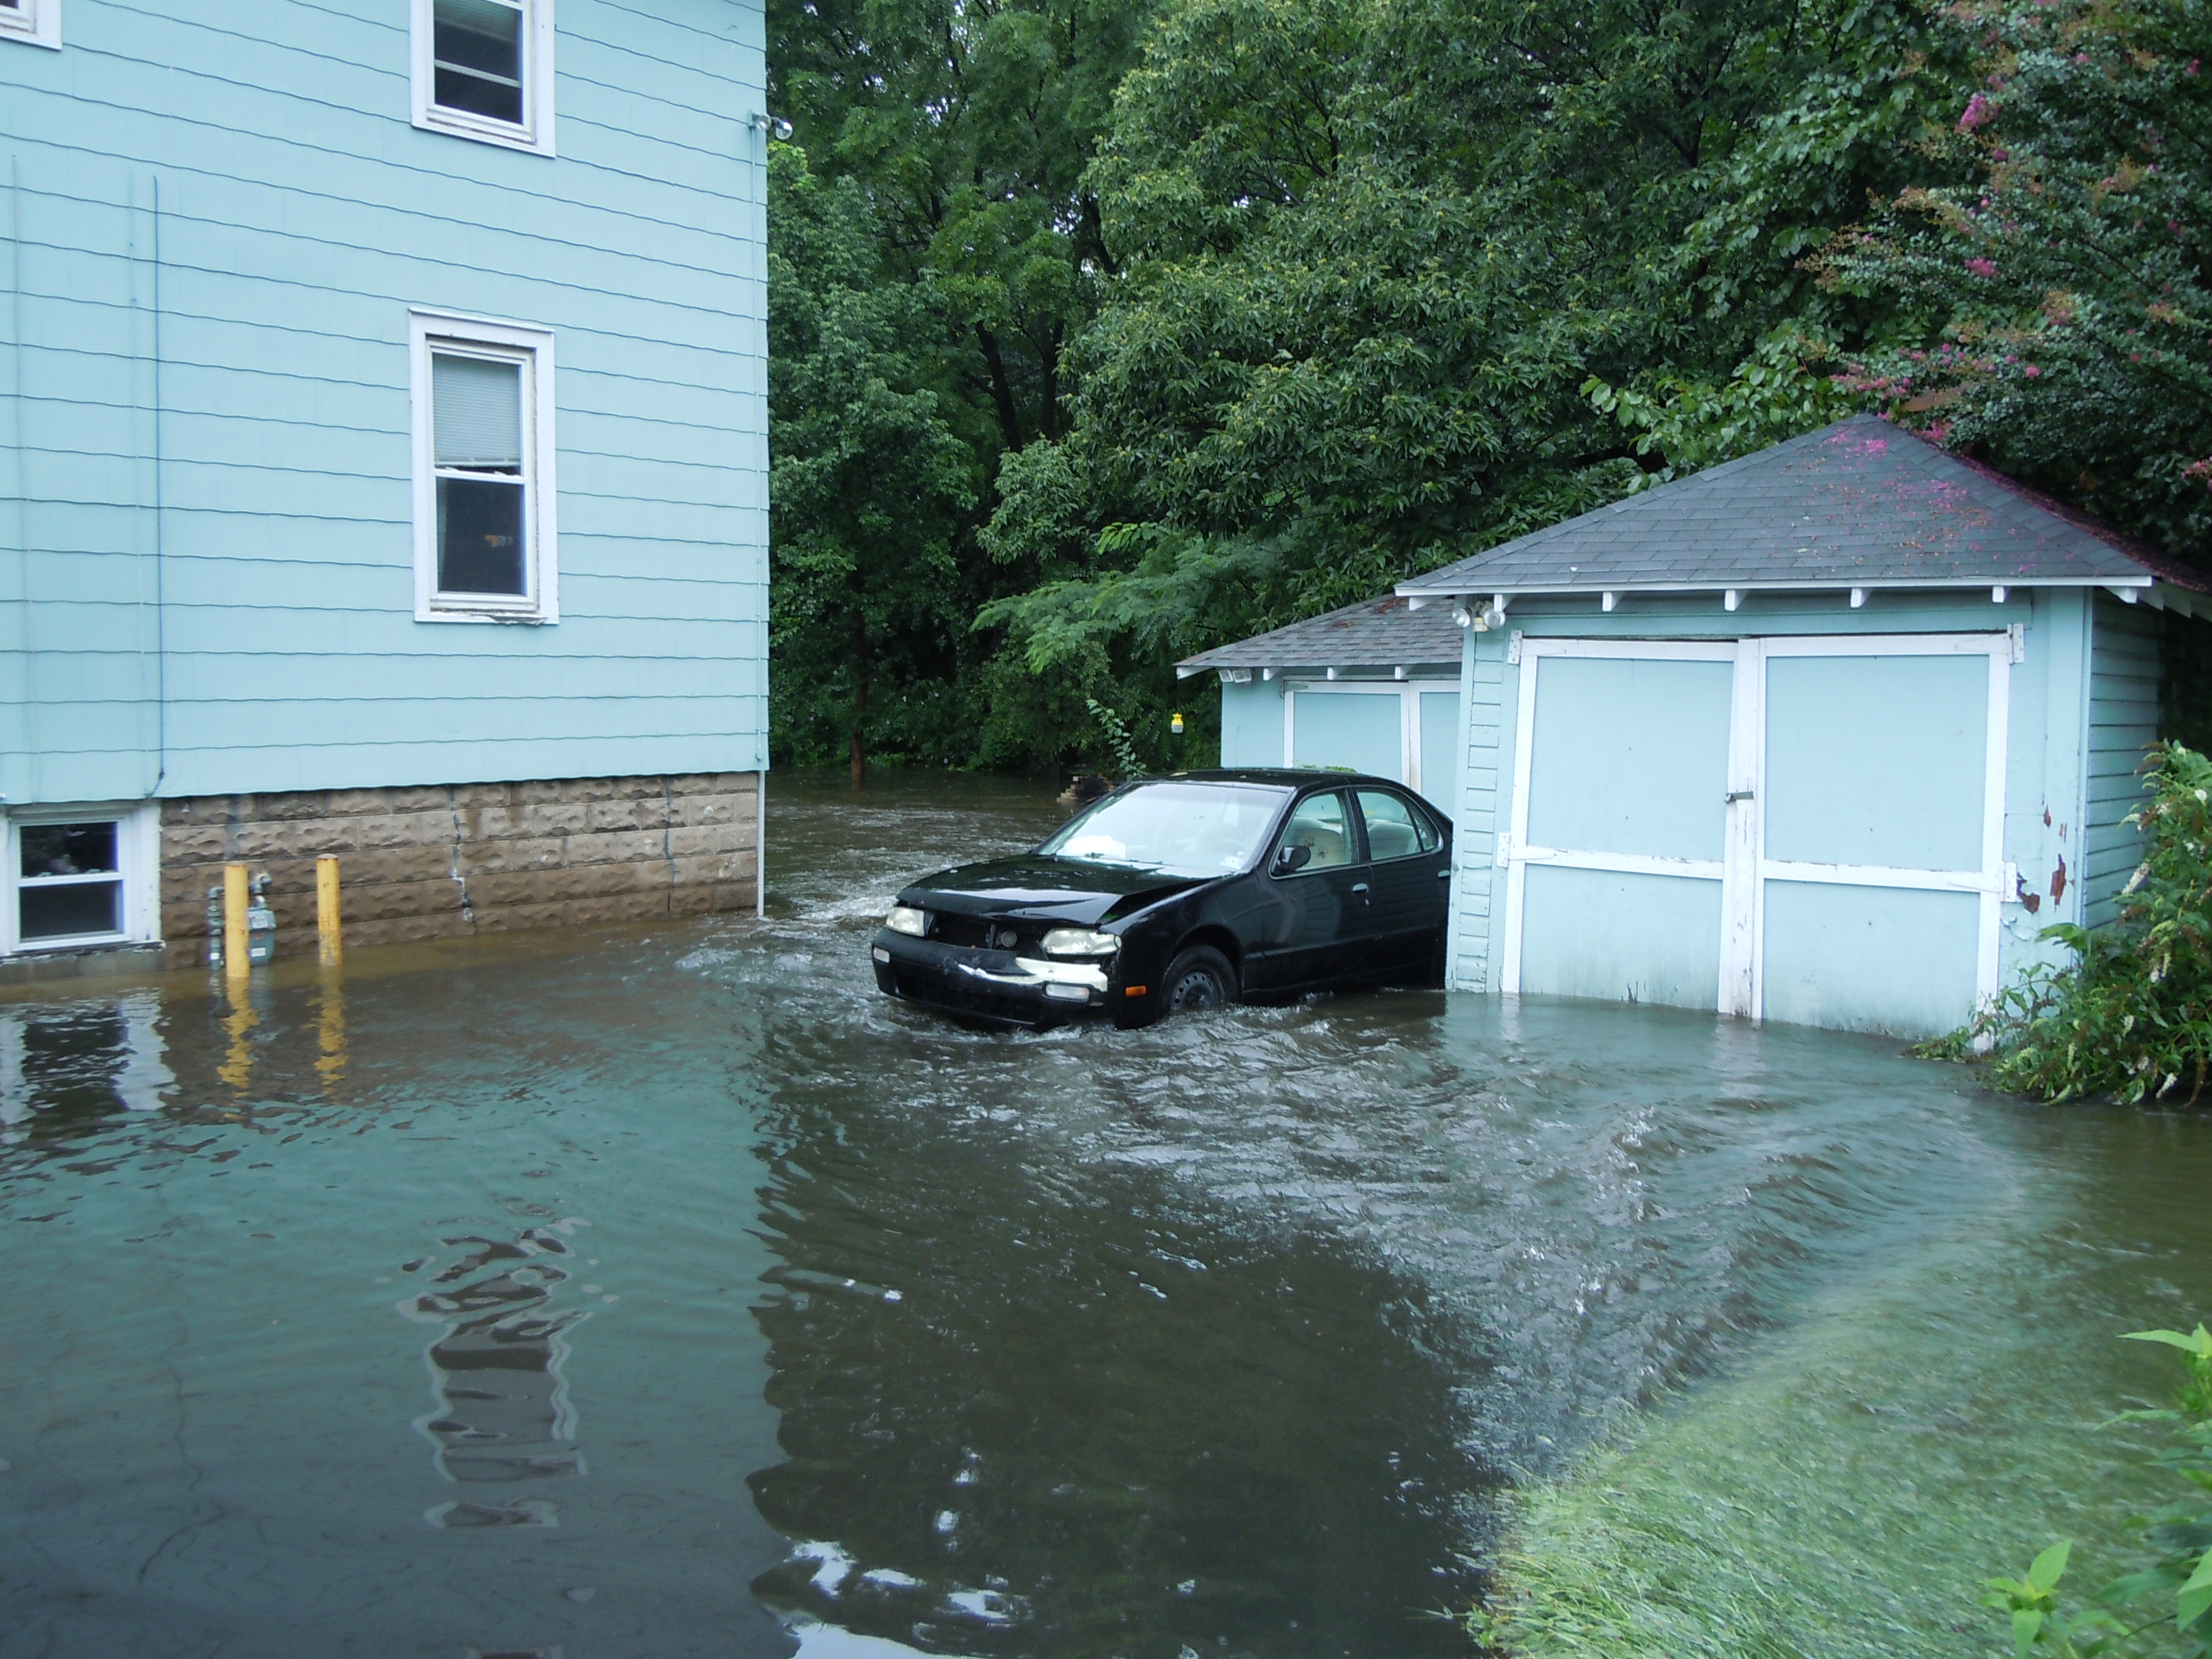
left=0, top=0, right=62, bottom=51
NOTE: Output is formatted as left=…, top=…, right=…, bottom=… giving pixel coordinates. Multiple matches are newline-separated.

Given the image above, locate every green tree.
left=767, top=144, right=975, bottom=776
left=978, top=0, right=1964, bottom=753
left=767, top=0, right=1154, bottom=773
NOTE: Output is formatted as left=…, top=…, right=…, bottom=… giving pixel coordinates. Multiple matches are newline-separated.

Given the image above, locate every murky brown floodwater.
left=4, top=771, right=2210, bottom=1659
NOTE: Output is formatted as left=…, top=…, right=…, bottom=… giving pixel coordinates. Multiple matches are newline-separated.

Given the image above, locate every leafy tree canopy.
left=768, top=0, right=2212, bottom=772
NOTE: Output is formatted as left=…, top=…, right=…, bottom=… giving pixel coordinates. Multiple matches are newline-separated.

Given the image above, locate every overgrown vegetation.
left=768, top=0, right=2212, bottom=773
left=1920, top=743, right=2212, bottom=1105
left=1978, top=1324, right=2212, bottom=1658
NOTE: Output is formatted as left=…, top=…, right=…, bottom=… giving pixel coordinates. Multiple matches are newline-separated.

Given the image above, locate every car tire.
left=1160, top=945, right=1238, bottom=1018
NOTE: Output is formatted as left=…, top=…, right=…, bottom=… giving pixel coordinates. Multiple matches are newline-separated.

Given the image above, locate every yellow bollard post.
left=223, top=862, right=250, bottom=981
left=316, top=855, right=343, bottom=966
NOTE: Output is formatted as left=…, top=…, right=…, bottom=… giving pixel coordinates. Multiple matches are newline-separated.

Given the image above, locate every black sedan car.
left=870, top=770, right=1453, bottom=1029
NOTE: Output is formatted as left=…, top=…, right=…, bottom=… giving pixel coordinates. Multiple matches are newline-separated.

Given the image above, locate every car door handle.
left=1351, top=882, right=1370, bottom=897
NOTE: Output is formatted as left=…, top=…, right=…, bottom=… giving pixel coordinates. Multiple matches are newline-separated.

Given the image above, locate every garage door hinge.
left=1506, top=630, right=1524, bottom=665
left=2009, top=622, right=2025, bottom=664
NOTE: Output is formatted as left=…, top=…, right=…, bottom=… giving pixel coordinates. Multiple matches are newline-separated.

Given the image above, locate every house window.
left=410, top=310, right=559, bottom=623
left=412, top=0, right=555, bottom=155
left=0, top=0, right=63, bottom=51
left=5, top=807, right=158, bottom=954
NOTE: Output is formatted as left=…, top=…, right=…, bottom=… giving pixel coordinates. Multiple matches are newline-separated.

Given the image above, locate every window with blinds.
left=411, top=312, right=557, bottom=622
left=433, top=352, right=527, bottom=597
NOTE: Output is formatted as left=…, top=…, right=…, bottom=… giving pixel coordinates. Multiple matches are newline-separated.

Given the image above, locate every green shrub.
left=1922, top=743, right=2212, bottom=1104
left=1980, top=1325, right=2212, bottom=1658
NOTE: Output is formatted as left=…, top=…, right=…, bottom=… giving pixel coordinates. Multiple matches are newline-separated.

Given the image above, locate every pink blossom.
left=2022, top=365, right=2041, bottom=378
left=2190, top=59, right=2202, bottom=76
left=1960, top=92, right=1998, bottom=131
left=1966, top=257, right=1999, bottom=279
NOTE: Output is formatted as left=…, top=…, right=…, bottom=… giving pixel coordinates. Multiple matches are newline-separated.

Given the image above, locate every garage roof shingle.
left=1397, top=415, right=2199, bottom=599
left=1177, top=592, right=1464, bottom=674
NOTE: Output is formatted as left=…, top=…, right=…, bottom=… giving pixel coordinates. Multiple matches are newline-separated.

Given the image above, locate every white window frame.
left=411, top=0, right=556, bottom=157
left=410, top=308, right=559, bottom=625
left=3, top=804, right=161, bottom=955
left=0, top=0, right=63, bottom=51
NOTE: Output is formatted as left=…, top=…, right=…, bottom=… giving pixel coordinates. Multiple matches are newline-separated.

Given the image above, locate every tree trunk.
left=850, top=594, right=869, bottom=785
left=975, top=325, right=1023, bottom=452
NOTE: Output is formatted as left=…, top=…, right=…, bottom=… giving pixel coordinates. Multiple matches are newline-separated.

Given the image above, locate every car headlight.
left=1041, top=927, right=1119, bottom=957
left=885, top=905, right=927, bottom=937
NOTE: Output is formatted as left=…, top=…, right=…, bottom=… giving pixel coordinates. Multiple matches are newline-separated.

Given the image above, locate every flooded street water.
left=5, top=771, right=2211, bottom=1659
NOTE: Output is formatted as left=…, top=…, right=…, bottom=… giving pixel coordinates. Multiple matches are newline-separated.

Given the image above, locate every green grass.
left=1473, top=1231, right=2178, bottom=1659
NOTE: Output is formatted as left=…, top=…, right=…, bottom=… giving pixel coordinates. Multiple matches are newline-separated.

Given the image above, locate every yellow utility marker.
left=317, top=856, right=343, bottom=966
left=223, top=863, right=250, bottom=981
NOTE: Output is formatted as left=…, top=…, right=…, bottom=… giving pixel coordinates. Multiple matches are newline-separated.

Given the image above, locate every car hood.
left=897, top=856, right=1215, bottom=926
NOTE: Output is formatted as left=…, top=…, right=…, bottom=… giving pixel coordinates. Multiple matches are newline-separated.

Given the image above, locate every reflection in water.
left=403, top=1222, right=591, bottom=1528
left=745, top=1107, right=1484, bottom=1655
left=0, top=992, right=172, bottom=1143
left=217, top=979, right=259, bottom=1094
left=315, top=971, right=348, bottom=1089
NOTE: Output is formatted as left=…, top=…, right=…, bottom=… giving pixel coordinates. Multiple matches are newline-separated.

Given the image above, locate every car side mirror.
left=1272, top=843, right=1312, bottom=876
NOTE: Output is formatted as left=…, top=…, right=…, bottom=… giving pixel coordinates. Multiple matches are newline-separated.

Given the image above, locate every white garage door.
left=1499, top=633, right=2012, bottom=1033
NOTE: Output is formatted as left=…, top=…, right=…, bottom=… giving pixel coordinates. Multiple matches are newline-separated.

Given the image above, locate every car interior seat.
left=1367, top=819, right=1420, bottom=860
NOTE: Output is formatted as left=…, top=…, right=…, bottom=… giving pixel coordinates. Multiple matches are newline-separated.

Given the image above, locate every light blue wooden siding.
left=2082, top=595, right=2159, bottom=928
left=0, top=0, right=768, bottom=803
left=1217, top=678, right=1281, bottom=768
left=1442, top=588, right=2096, bottom=1014
left=1416, top=689, right=1458, bottom=810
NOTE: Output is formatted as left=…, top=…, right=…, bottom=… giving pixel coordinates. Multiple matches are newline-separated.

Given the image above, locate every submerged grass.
left=1467, top=1231, right=2173, bottom=1659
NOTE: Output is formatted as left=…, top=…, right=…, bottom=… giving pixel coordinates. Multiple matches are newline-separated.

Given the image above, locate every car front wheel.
left=1161, top=944, right=1237, bottom=1017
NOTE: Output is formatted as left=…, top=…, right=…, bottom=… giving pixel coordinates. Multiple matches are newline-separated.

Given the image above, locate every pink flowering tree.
left=1817, top=0, right=2212, bottom=566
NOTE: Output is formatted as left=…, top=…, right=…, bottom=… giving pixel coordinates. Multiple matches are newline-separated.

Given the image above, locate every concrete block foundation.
left=157, top=772, right=761, bottom=967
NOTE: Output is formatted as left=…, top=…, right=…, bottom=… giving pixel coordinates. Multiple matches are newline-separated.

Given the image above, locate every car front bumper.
left=870, top=931, right=1115, bottom=1027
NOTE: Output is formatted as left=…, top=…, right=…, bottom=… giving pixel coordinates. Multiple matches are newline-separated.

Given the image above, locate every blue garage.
left=1387, top=416, right=2212, bottom=1035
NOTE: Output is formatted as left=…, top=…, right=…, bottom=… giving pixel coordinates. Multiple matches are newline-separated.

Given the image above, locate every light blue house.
left=1201, top=418, right=2206, bottom=1036
left=1, top=0, right=768, bottom=969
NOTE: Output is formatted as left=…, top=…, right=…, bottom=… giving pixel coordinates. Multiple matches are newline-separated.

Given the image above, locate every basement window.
left=4, top=807, right=159, bottom=954
left=0, top=0, right=62, bottom=50
left=410, top=310, right=558, bottom=623
left=412, top=0, right=555, bottom=156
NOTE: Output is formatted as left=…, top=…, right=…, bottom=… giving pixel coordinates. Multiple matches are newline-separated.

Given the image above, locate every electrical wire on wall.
left=142, top=171, right=167, bottom=800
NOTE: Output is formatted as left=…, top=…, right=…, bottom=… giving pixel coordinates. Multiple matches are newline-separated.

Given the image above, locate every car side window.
left=1273, top=792, right=1354, bottom=874
left=1355, top=790, right=1438, bottom=861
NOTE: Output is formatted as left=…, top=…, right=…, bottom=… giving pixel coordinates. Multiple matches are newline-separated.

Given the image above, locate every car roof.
left=1146, top=768, right=1405, bottom=791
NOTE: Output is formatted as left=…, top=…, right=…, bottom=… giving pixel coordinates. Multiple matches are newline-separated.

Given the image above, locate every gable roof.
left=1176, top=591, right=1464, bottom=676
left=1397, top=415, right=2204, bottom=606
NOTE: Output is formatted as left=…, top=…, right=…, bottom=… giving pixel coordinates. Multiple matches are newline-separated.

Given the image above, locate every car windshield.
left=1037, top=781, right=1292, bottom=877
